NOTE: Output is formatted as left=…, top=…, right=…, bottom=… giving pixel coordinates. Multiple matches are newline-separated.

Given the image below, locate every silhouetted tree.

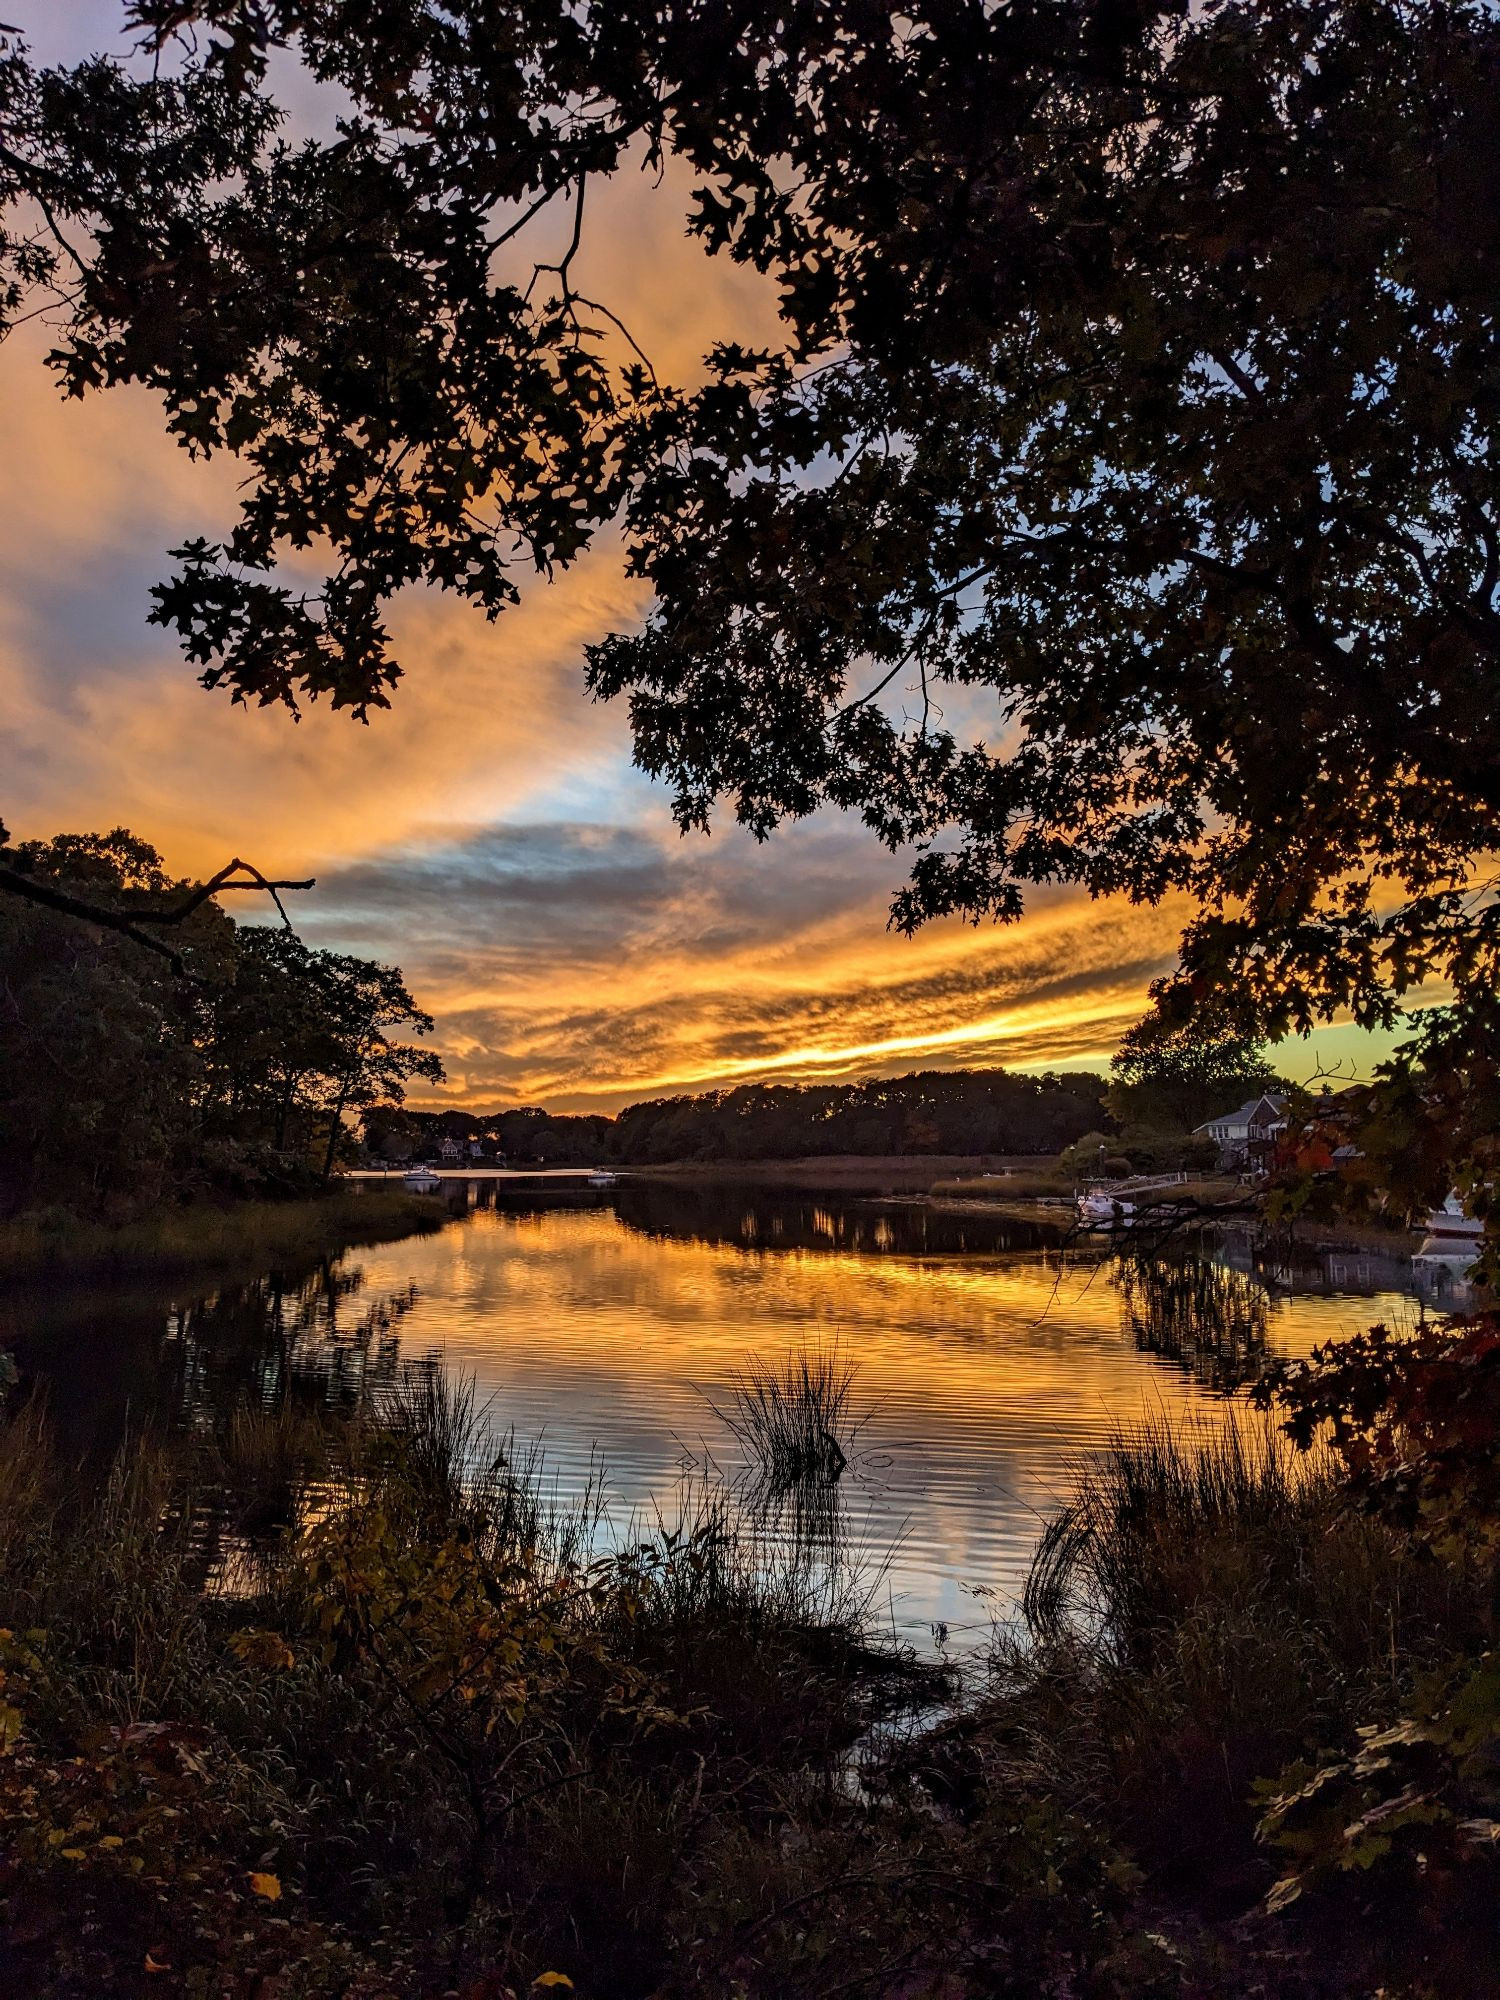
left=1108, top=1017, right=1283, bottom=1134
left=0, top=829, right=232, bottom=1214
left=0, top=825, right=444, bottom=1215
left=3, top=3, right=1496, bottom=1064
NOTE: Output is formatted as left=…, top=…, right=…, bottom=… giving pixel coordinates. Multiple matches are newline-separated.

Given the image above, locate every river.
left=3, top=1179, right=1426, bottom=1652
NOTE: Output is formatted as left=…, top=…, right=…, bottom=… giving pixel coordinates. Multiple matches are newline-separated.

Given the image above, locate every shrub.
left=980, top=1417, right=1480, bottom=1918
left=1248, top=1314, right=1500, bottom=1993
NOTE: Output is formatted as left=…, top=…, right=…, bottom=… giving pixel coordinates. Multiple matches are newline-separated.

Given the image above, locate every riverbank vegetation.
left=0, top=1189, right=443, bottom=1281
left=3, top=1319, right=1497, bottom=1997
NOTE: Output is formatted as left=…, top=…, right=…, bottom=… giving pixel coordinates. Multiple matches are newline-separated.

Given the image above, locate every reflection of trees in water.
left=1112, top=1252, right=1272, bottom=1392
left=608, top=1182, right=1057, bottom=1259
left=6, top=1254, right=427, bottom=1470
left=166, top=1261, right=421, bottom=1435
left=160, top=1264, right=430, bottom=1593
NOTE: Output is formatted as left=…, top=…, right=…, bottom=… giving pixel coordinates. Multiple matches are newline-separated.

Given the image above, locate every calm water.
left=4, top=1182, right=1424, bottom=1651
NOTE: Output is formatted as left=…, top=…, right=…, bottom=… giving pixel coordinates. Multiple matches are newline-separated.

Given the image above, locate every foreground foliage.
left=4, top=1317, right=1499, bottom=1996
left=1241, top=1313, right=1500, bottom=1992
left=5, top=1376, right=1150, bottom=1998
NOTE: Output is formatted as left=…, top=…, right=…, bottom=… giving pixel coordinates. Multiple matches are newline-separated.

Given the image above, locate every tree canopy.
left=3, top=1, right=1498, bottom=1051
left=1107, top=1016, right=1282, bottom=1134
left=367, top=1067, right=1107, bottom=1166
left=0, top=826, right=442, bottom=1216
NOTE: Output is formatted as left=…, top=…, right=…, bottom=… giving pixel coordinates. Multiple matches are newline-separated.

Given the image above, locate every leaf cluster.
left=4, top=4, right=1499, bottom=1058
left=0, top=823, right=442, bottom=1216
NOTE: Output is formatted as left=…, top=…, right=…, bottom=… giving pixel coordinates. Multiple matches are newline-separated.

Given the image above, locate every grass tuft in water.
left=709, top=1341, right=863, bottom=1490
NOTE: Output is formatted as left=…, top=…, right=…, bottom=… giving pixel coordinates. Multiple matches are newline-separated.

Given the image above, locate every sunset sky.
left=1, top=2, right=1397, bottom=1112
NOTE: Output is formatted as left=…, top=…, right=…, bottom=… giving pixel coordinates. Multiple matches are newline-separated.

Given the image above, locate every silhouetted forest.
left=372, top=1068, right=1108, bottom=1166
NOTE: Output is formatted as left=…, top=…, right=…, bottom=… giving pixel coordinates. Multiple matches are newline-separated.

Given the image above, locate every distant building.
left=1194, top=1093, right=1289, bottom=1172
left=438, top=1134, right=464, bottom=1162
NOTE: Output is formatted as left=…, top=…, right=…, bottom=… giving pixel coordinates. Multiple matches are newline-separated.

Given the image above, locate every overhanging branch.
left=0, top=855, right=316, bottom=975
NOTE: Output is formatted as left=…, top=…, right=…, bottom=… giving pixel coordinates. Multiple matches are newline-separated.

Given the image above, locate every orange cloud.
left=297, top=815, right=1190, bottom=1108
left=0, top=85, right=1207, bottom=1110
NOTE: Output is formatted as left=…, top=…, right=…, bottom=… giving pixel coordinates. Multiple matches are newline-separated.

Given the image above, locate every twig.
left=0, top=854, right=315, bottom=974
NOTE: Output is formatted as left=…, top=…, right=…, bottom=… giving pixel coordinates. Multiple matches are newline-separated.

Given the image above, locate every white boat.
left=587, top=1170, right=619, bottom=1188
left=402, top=1165, right=442, bottom=1194
left=1077, top=1188, right=1136, bottom=1228
left=1412, top=1194, right=1484, bottom=1279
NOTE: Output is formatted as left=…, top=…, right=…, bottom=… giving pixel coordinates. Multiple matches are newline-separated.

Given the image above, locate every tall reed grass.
left=971, top=1414, right=1486, bottom=1910
left=0, top=1188, right=443, bottom=1279
left=709, top=1342, right=864, bottom=1489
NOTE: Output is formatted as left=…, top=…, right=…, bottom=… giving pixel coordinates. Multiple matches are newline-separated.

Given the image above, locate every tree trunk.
left=321, top=1082, right=351, bottom=1182
left=274, top=1071, right=298, bottom=1152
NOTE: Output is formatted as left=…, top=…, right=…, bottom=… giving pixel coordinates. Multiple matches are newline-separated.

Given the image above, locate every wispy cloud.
left=291, top=816, right=1187, bottom=1108
left=0, top=25, right=1191, bottom=1108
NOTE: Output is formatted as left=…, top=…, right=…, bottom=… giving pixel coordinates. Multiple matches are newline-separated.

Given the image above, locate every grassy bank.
left=930, top=1169, right=1070, bottom=1200
left=0, top=1188, right=446, bottom=1281
left=2, top=1343, right=1494, bottom=1996
left=929, top=1171, right=1243, bottom=1203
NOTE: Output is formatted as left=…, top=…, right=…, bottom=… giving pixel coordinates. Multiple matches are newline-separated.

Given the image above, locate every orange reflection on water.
left=339, top=1203, right=1417, bottom=1647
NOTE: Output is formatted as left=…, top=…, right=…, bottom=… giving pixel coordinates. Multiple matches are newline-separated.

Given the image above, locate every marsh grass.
left=972, top=1415, right=1486, bottom=1910
left=708, top=1341, right=866, bottom=1490
left=1023, top=1415, right=1325, bottom=1648
left=0, top=1188, right=443, bottom=1279
left=0, top=1369, right=955, bottom=1997
left=929, top=1170, right=1070, bottom=1199
left=5, top=1370, right=1481, bottom=1995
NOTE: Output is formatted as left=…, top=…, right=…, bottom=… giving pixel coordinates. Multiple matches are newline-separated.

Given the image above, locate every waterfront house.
left=1194, top=1093, right=1289, bottom=1172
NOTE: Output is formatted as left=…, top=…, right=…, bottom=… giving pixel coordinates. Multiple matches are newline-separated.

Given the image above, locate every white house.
left=1193, top=1093, right=1289, bottom=1169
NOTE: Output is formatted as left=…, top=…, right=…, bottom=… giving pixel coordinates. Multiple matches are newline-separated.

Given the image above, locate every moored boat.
left=587, top=1170, right=619, bottom=1188
left=402, top=1165, right=442, bottom=1193
left=1412, top=1193, right=1484, bottom=1279
left=1076, top=1187, right=1136, bottom=1229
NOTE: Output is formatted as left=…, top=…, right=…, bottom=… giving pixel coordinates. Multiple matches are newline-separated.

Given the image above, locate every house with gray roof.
left=1193, top=1093, right=1289, bottom=1172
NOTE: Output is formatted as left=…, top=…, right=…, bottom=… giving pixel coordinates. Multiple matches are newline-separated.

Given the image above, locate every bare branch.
left=0, top=854, right=316, bottom=975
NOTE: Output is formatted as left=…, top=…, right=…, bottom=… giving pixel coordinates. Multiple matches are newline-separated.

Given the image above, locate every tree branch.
left=0, top=855, right=315, bottom=974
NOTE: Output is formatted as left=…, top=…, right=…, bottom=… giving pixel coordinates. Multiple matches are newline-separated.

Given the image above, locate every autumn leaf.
left=248, top=1871, right=282, bottom=1901
left=229, top=1629, right=296, bottom=1671
left=533, top=1978, right=575, bottom=1991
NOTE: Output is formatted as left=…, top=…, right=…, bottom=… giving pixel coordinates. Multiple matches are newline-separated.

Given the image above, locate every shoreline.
left=0, top=1188, right=446, bottom=1284
left=916, top=1189, right=1420, bottom=1261
left=621, top=1160, right=1424, bottom=1264
left=620, top=1152, right=1053, bottom=1191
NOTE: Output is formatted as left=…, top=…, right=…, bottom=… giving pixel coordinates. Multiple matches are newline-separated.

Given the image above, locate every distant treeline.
left=366, top=1069, right=1108, bottom=1166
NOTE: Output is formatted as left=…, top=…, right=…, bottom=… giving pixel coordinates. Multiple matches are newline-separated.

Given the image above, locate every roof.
left=1193, top=1092, right=1289, bottom=1136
